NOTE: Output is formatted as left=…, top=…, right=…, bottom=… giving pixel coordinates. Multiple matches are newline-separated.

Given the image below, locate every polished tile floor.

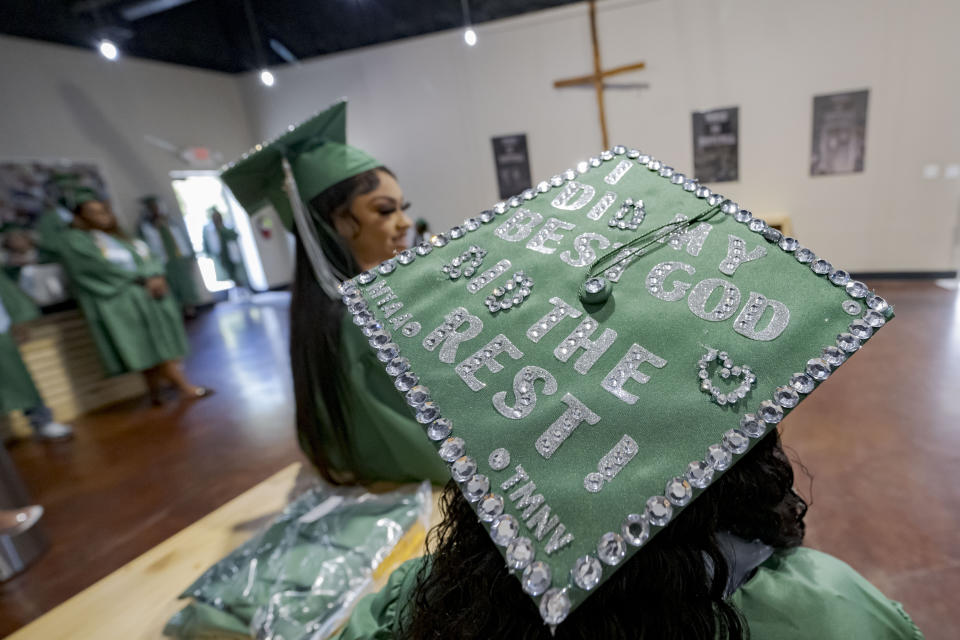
left=779, top=279, right=959, bottom=638
left=1, top=282, right=958, bottom=637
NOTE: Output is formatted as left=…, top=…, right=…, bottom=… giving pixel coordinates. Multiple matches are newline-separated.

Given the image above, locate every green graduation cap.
left=220, top=99, right=379, bottom=232
left=59, top=185, right=100, bottom=212
left=338, top=147, right=893, bottom=627
left=220, top=99, right=380, bottom=298
left=45, top=172, right=100, bottom=213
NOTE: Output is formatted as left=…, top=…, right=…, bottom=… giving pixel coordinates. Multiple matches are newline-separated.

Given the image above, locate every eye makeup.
left=373, top=198, right=411, bottom=216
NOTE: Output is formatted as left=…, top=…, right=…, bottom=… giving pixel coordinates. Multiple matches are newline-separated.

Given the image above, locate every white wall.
left=241, top=0, right=960, bottom=273
left=3, top=1, right=957, bottom=272
left=0, top=35, right=255, bottom=231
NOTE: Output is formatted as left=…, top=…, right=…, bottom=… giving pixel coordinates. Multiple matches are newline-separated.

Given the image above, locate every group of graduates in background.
left=0, top=184, right=252, bottom=436
left=0, top=178, right=256, bottom=538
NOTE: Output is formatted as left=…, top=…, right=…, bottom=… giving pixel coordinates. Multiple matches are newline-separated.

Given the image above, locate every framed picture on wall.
left=692, top=106, right=739, bottom=183
left=810, top=89, right=869, bottom=176
left=0, top=159, right=110, bottom=304
left=0, top=158, right=109, bottom=230
left=491, top=134, right=532, bottom=200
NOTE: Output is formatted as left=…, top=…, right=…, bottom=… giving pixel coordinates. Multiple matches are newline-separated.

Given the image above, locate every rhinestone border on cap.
left=337, top=143, right=893, bottom=627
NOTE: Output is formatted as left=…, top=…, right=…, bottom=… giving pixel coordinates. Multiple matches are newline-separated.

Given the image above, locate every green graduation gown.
left=141, top=220, right=202, bottom=307
left=163, top=483, right=430, bottom=640
left=303, top=310, right=449, bottom=485
left=0, top=269, right=43, bottom=412
left=202, top=223, right=248, bottom=287
left=42, top=219, right=189, bottom=376
left=334, top=548, right=923, bottom=640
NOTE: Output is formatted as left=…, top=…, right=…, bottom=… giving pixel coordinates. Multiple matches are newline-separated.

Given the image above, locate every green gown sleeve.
left=315, top=312, right=449, bottom=484
left=0, top=330, right=43, bottom=412
left=135, top=240, right=167, bottom=277
left=159, top=224, right=181, bottom=258
left=48, top=229, right=163, bottom=299
left=216, top=228, right=236, bottom=269
left=335, top=549, right=923, bottom=639
left=0, top=269, right=40, bottom=325
left=201, top=228, right=212, bottom=257
left=219, top=227, right=249, bottom=286
left=0, top=270, right=43, bottom=412
left=730, top=547, right=923, bottom=640
left=333, top=557, right=425, bottom=640
left=35, top=207, right=68, bottom=254
left=159, top=224, right=202, bottom=307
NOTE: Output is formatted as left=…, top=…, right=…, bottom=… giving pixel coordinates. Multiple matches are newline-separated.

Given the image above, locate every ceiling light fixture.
left=98, top=39, right=119, bottom=60
left=461, top=0, right=477, bottom=47
left=243, top=0, right=275, bottom=88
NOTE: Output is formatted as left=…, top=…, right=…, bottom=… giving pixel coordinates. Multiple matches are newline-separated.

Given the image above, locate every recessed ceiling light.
left=98, top=39, right=119, bottom=61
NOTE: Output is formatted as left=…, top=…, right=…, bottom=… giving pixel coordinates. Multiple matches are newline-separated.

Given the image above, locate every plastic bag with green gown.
left=163, top=482, right=431, bottom=640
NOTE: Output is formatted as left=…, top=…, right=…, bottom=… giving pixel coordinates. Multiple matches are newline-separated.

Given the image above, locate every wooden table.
left=7, top=463, right=440, bottom=639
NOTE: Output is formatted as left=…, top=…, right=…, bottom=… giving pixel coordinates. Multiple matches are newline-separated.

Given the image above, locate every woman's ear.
left=332, top=209, right=360, bottom=240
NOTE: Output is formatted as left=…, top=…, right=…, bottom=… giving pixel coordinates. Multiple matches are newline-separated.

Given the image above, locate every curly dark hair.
left=401, top=431, right=807, bottom=639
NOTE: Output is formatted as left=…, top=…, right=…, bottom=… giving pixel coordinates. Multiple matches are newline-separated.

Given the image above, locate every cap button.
left=580, top=276, right=611, bottom=306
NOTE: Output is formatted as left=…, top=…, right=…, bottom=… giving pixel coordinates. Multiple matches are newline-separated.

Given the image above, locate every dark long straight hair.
left=290, top=167, right=393, bottom=484
left=403, top=432, right=807, bottom=639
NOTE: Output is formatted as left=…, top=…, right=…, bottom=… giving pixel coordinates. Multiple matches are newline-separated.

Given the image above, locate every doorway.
left=169, top=172, right=267, bottom=292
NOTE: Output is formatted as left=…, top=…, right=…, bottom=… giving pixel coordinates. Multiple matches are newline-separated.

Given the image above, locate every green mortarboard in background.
left=220, top=99, right=380, bottom=232
left=47, top=172, right=83, bottom=190
left=339, top=147, right=893, bottom=627
left=46, top=173, right=99, bottom=213
left=220, top=99, right=380, bottom=298
left=60, top=186, right=100, bottom=211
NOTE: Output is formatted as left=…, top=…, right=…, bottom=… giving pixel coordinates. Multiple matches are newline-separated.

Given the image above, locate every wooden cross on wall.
left=553, top=0, right=646, bottom=149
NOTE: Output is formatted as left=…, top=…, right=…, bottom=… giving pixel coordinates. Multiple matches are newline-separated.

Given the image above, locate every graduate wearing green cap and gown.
left=0, top=268, right=43, bottom=413
left=221, top=100, right=447, bottom=485
left=139, top=195, right=202, bottom=312
left=0, top=268, right=73, bottom=439
left=39, top=189, right=209, bottom=401
left=202, top=207, right=249, bottom=288
left=325, top=144, right=921, bottom=638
